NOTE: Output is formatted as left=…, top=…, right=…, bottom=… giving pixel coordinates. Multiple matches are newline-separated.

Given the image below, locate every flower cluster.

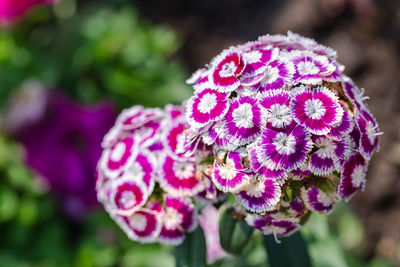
left=96, top=105, right=216, bottom=244
left=184, top=32, right=381, bottom=238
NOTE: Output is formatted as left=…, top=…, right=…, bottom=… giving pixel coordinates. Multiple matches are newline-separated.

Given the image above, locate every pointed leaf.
left=219, top=207, right=254, bottom=254
left=173, top=227, right=206, bottom=267
left=264, top=231, right=312, bottom=267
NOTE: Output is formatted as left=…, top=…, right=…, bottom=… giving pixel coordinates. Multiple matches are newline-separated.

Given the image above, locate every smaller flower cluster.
left=96, top=105, right=215, bottom=244
left=184, top=32, right=381, bottom=238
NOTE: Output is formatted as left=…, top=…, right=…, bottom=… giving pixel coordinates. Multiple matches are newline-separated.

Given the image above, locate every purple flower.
left=246, top=213, right=300, bottom=238
left=338, top=152, right=368, bottom=200
left=186, top=88, right=229, bottom=128
left=255, top=124, right=312, bottom=171
left=309, top=135, right=350, bottom=176
left=260, top=59, right=295, bottom=91
left=223, top=96, right=262, bottom=146
left=241, top=48, right=278, bottom=77
left=301, top=186, right=335, bottom=214
left=357, top=109, right=380, bottom=160
left=290, top=86, right=343, bottom=135
left=17, top=91, right=116, bottom=218
left=259, top=89, right=292, bottom=130
left=235, top=175, right=281, bottom=213
left=328, top=102, right=355, bottom=140
left=287, top=50, right=336, bottom=85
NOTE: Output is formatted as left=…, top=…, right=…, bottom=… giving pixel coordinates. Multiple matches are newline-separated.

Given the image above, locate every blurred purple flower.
left=11, top=86, right=116, bottom=218
left=0, top=0, right=55, bottom=25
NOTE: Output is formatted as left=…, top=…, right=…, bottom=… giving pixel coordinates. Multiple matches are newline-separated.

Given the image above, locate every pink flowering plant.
left=96, top=32, right=381, bottom=266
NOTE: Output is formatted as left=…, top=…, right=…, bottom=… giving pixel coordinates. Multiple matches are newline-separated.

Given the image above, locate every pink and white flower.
left=287, top=31, right=338, bottom=59
left=163, top=121, right=187, bottom=158
left=328, top=102, right=355, bottom=140
left=186, top=88, right=229, bottom=128
left=187, top=68, right=211, bottom=92
left=235, top=176, right=281, bottom=213
left=117, top=208, right=162, bottom=243
left=255, top=124, right=312, bottom=171
left=224, top=96, right=263, bottom=146
left=357, top=109, right=380, bottom=160
left=301, top=186, right=335, bottom=213
left=209, top=49, right=245, bottom=92
left=124, top=152, right=156, bottom=189
left=158, top=196, right=197, bottom=245
left=288, top=50, right=336, bottom=85
left=159, top=156, right=204, bottom=197
left=117, top=106, right=163, bottom=130
left=212, top=151, right=250, bottom=193
left=110, top=178, right=150, bottom=216
left=246, top=213, right=300, bottom=237
left=241, top=48, right=278, bottom=77
left=338, top=152, right=368, bottom=200
left=309, top=135, right=350, bottom=176
left=99, top=136, right=137, bottom=179
left=291, top=86, right=343, bottom=135
left=259, top=89, right=292, bottom=130
left=248, top=148, right=287, bottom=184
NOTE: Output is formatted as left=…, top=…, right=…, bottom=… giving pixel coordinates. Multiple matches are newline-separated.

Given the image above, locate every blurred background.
left=0, top=0, right=399, bottom=266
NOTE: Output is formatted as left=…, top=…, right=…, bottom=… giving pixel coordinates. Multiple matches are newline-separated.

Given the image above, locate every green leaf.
left=264, top=231, right=312, bottom=267
left=219, top=207, right=254, bottom=255
left=174, top=226, right=207, bottom=267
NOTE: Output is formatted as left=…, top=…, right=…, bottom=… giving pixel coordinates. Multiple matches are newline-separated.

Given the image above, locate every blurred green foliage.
left=0, top=3, right=191, bottom=110
left=0, top=134, right=176, bottom=267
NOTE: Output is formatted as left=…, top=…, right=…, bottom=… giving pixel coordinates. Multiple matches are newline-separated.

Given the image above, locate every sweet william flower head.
left=183, top=32, right=380, bottom=238
left=97, top=104, right=213, bottom=245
